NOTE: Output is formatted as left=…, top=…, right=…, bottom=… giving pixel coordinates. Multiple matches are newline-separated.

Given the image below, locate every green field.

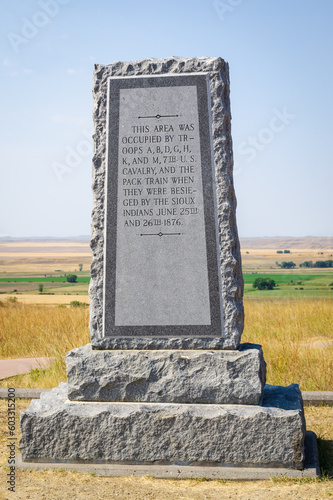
left=0, top=274, right=90, bottom=297
left=0, top=276, right=90, bottom=283
left=244, top=272, right=333, bottom=298
left=243, top=273, right=328, bottom=284
left=1, top=272, right=333, bottom=298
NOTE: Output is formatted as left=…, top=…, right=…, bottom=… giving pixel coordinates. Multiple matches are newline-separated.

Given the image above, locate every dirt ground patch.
left=0, top=470, right=332, bottom=499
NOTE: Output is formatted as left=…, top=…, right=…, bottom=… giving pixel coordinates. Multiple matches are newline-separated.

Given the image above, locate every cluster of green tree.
left=300, top=260, right=333, bottom=268
left=276, top=261, right=296, bottom=269
left=253, top=277, right=276, bottom=290
left=70, top=300, right=88, bottom=308
left=276, top=250, right=291, bottom=254
left=66, top=274, right=78, bottom=283
left=300, top=261, right=313, bottom=268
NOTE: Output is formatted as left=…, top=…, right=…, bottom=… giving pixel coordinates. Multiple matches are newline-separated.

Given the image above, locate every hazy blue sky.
left=1, top=0, right=332, bottom=238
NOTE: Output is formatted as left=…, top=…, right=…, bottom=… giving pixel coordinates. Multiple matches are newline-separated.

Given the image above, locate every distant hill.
left=1, top=235, right=332, bottom=250
left=0, top=236, right=90, bottom=243
left=240, top=236, right=333, bottom=250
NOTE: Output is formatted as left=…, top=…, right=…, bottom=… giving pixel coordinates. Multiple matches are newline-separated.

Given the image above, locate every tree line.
left=276, top=260, right=333, bottom=269
left=299, top=260, right=333, bottom=268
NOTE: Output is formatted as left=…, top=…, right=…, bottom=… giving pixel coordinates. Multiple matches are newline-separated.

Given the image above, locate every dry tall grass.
left=242, top=298, right=333, bottom=390
left=0, top=300, right=89, bottom=388
left=0, top=298, right=332, bottom=390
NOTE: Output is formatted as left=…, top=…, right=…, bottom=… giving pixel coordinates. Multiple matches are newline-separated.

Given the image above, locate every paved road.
left=0, top=357, right=53, bottom=379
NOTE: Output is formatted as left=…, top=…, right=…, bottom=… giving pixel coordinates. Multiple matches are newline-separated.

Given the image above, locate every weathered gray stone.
left=15, top=430, right=322, bottom=478
left=66, top=343, right=266, bottom=404
left=19, top=383, right=305, bottom=469
left=91, top=336, right=236, bottom=350
left=90, top=57, right=243, bottom=349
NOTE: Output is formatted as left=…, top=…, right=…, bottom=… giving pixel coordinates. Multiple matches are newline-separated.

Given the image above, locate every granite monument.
left=19, top=57, right=316, bottom=478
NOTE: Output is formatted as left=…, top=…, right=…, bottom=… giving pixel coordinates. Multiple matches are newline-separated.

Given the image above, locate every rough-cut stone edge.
left=4, top=389, right=332, bottom=407
left=4, top=388, right=332, bottom=408
left=91, top=337, right=235, bottom=350
left=19, top=383, right=305, bottom=468
left=65, top=343, right=266, bottom=404
left=90, top=56, right=243, bottom=349
left=14, top=431, right=320, bottom=479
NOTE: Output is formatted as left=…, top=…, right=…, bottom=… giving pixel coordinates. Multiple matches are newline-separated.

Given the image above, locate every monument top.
left=90, top=57, right=244, bottom=350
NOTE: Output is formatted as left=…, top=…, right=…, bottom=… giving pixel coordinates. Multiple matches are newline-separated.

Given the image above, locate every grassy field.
left=0, top=298, right=331, bottom=391
left=0, top=277, right=90, bottom=282
left=244, top=272, right=333, bottom=298
left=0, top=240, right=91, bottom=280
left=0, top=275, right=90, bottom=297
left=242, top=298, right=332, bottom=390
left=2, top=270, right=333, bottom=299
left=240, top=240, right=333, bottom=272
left=0, top=238, right=332, bottom=497
left=0, top=294, right=90, bottom=305
left=0, top=239, right=332, bottom=388
left=1, top=239, right=332, bottom=300
left=0, top=300, right=90, bottom=388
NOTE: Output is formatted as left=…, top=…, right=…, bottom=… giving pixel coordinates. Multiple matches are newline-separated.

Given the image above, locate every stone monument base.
left=14, top=431, right=320, bottom=479
left=20, top=383, right=306, bottom=470
left=66, top=343, right=266, bottom=404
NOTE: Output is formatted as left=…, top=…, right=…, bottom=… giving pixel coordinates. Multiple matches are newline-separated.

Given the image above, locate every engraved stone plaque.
left=104, top=73, right=223, bottom=337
